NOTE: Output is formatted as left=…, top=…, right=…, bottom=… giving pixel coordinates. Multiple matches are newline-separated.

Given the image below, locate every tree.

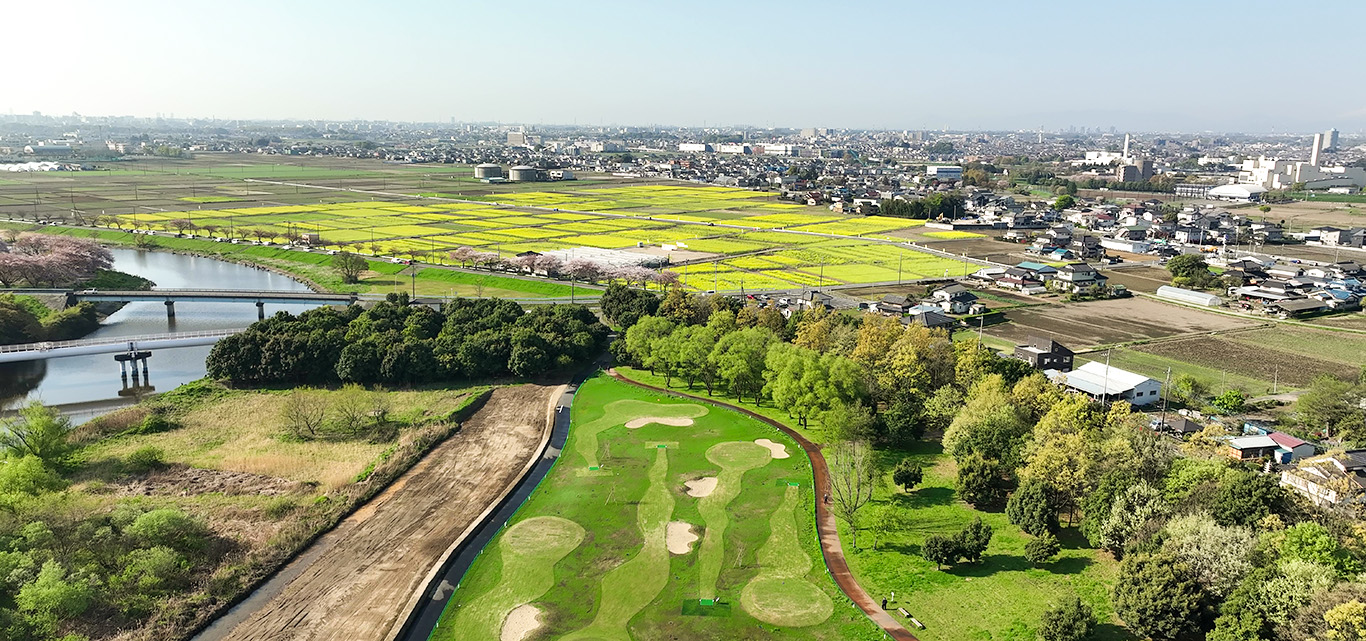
left=1099, top=481, right=1169, bottom=556
left=1297, top=375, right=1366, bottom=440
left=1161, top=513, right=1256, bottom=598
left=0, top=402, right=74, bottom=464
left=828, top=440, right=879, bottom=549
left=709, top=327, right=773, bottom=403
left=1211, top=468, right=1285, bottom=527
left=623, top=315, right=676, bottom=373
left=868, top=504, right=906, bottom=551
left=331, top=251, right=367, bottom=284
left=1166, top=255, right=1219, bottom=289
left=956, top=452, right=1011, bottom=508
left=1112, top=554, right=1212, bottom=641
left=1026, top=531, right=1062, bottom=566
left=599, top=283, right=659, bottom=329
left=1039, top=596, right=1095, bottom=641
left=1052, top=194, right=1076, bottom=211
left=1279, top=522, right=1352, bottom=574
left=1171, top=373, right=1211, bottom=405
left=892, top=459, right=923, bottom=492
left=955, top=517, right=993, bottom=563
left=1007, top=478, right=1060, bottom=535
left=280, top=389, right=328, bottom=439
left=922, top=534, right=960, bottom=570
left=1211, top=389, right=1247, bottom=415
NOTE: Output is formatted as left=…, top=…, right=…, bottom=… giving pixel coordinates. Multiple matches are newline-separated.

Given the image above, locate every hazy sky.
left=7, top=0, right=1364, bottom=132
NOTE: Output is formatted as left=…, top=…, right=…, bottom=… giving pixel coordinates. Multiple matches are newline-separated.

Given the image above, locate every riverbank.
left=0, top=221, right=597, bottom=299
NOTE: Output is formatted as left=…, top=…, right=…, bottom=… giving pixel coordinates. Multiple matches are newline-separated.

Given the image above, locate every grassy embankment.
left=434, top=373, right=881, bottom=641
left=60, top=380, right=490, bottom=639
left=613, top=366, right=1130, bottom=641
left=0, top=222, right=583, bottom=299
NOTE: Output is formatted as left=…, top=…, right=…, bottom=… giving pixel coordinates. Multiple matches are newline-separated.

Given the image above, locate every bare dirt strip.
left=608, top=371, right=921, bottom=641
left=195, top=384, right=557, bottom=641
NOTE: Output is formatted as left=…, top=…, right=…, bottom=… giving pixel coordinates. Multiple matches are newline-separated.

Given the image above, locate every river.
left=0, top=249, right=318, bottom=420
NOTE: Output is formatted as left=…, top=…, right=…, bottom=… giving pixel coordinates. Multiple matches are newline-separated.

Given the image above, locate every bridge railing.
left=0, top=329, right=241, bottom=354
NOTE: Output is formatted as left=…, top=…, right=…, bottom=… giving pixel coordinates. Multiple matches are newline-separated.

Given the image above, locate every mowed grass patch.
left=840, top=441, right=1128, bottom=641
left=437, top=374, right=881, bottom=641
left=1225, top=326, right=1366, bottom=367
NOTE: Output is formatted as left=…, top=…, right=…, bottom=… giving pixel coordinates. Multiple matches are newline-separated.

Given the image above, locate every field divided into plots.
left=69, top=177, right=970, bottom=290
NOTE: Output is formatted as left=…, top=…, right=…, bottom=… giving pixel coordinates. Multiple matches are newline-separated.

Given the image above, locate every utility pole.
left=1103, top=349, right=1112, bottom=405
left=1159, top=367, right=1172, bottom=429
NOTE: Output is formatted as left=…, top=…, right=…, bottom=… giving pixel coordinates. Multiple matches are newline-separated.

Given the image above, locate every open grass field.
left=981, top=297, right=1262, bottom=350
left=840, top=442, right=1130, bottom=641
left=433, top=374, right=882, bottom=641
left=0, top=155, right=976, bottom=292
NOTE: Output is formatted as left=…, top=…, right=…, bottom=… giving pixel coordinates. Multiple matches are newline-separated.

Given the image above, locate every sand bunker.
left=625, top=416, right=695, bottom=429
left=754, top=439, right=790, bottom=459
left=500, top=604, right=542, bottom=641
left=667, top=521, right=699, bottom=554
left=685, top=477, right=718, bottom=498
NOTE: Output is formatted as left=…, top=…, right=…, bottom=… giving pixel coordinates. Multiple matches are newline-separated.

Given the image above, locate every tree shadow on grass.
left=1046, top=555, right=1093, bottom=575
left=949, top=553, right=1029, bottom=577
left=1093, top=622, right=1141, bottom=641
left=891, top=487, right=955, bottom=509
left=1056, top=527, right=1093, bottom=551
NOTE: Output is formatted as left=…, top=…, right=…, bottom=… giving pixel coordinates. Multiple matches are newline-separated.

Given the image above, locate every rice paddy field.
left=431, top=374, right=882, bottom=641
left=0, top=155, right=972, bottom=291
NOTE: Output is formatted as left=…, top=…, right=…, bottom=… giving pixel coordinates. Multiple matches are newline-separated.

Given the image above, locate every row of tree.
left=206, top=293, right=608, bottom=385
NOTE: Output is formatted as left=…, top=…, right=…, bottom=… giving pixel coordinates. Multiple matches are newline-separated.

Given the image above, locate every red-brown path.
left=608, top=371, right=920, bottom=641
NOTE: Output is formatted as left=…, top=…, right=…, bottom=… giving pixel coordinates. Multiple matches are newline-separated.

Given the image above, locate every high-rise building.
left=1323, top=128, right=1340, bottom=151
left=1122, top=134, right=1131, bottom=161
left=1311, top=133, right=1323, bottom=166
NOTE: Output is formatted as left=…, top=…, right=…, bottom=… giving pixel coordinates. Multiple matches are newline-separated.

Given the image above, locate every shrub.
left=1026, top=532, right=1062, bottom=566
left=0, top=455, right=66, bottom=496
left=124, top=446, right=166, bottom=474
left=125, top=508, right=210, bottom=552
left=922, top=534, right=960, bottom=570
left=892, top=459, right=923, bottom=492
left=955, top=517, right=993, bottom=563
left=1039, top=596, right=1096, bottom=641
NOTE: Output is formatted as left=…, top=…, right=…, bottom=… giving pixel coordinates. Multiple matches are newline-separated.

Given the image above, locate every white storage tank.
left=508, top=165, right=539, bottom=182
left=473, top=163, right=502, bottom=179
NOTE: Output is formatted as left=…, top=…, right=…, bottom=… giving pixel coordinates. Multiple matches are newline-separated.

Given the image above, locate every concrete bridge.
left=0, top=329, right=241, bottom=364
left=67, top=289, right=359, bottom=319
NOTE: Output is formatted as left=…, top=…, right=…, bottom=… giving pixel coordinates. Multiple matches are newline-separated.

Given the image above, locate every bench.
left=896, top=608, right=925, bottom=629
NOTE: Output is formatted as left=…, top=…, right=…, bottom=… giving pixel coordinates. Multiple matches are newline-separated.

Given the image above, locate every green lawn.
left=841, top=442, right=1132, bottom=641
left=432, top=374, right=882, bottom=641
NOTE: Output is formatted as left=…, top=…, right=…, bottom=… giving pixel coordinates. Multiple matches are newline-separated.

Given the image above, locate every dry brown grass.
left=84, top=388, right=471, bottom=489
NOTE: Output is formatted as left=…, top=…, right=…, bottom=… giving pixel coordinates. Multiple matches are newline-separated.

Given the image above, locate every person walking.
left=881, top=598, right=888, bottom=610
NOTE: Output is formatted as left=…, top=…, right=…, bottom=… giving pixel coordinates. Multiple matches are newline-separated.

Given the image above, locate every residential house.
left=1224, top=435, right=1282, bottom=461
left=1053, top=263, right=1109, bottom=292
left=1317, top=227, right=1366, bottom=248
left=930, top=284, right=979, bottom=314
left=1050, top=361, right=1162, bottom=406
left=1013, top=337, right=1074, bottom=372
left=903, top=305, right=955, bottom=329
left=877, top=293, right=914, bottom=315
left=1281, top=451, right=1366, bottom=507
left=1268, top=432, right=1316, bottom=463
left=1267, top=298, right=1330, bottom=317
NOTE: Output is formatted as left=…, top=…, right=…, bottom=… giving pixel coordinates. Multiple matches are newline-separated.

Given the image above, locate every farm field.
left=839, top=442, right=1128, bottom=641
left=0, top=155, right=975, bottom=292
left=432, top=374, right=882, bottom=641
left=981, top=297, right=1261, bottom=350
left=1126, top=335, right=1358, bottom=390
left=5, top=223, right=580, bottom=298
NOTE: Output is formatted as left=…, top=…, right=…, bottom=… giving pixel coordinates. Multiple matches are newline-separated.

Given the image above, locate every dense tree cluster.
left=0, top=295, right=100, bottom=346
left=0, top=233, right=112, bottom=287
left=876, top=193, right=966, bottom=220
left=206, top=293, right=608, bottom=385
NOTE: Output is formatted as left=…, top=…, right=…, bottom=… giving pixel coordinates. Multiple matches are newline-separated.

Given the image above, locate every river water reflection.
left=1, top=248, right=318, bottom=419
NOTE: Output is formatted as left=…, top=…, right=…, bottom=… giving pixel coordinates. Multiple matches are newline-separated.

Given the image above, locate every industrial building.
left=678, top=143, right=713, bottom=153
left=1207, top=183, right=1268, bottom=202
left=925, top=165, right=962, bottom=181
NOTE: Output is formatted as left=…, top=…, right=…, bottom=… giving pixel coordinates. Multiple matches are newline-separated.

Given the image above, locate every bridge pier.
left=164, top=300, right=175, bottom=319
left=256, top=301, right=265, bottom=320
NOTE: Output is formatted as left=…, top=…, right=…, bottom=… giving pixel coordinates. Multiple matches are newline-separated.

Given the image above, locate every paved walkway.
left=608, top=371, right=920, bottom=641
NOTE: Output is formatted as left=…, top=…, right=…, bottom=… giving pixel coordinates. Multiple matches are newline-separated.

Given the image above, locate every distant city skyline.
left=8, top=0, right=1365, bottom=133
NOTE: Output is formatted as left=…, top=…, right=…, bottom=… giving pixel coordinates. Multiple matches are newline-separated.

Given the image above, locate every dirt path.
left=607, top=372, right=920, bottom=641
left=196, top=385, right=556, bottom=641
